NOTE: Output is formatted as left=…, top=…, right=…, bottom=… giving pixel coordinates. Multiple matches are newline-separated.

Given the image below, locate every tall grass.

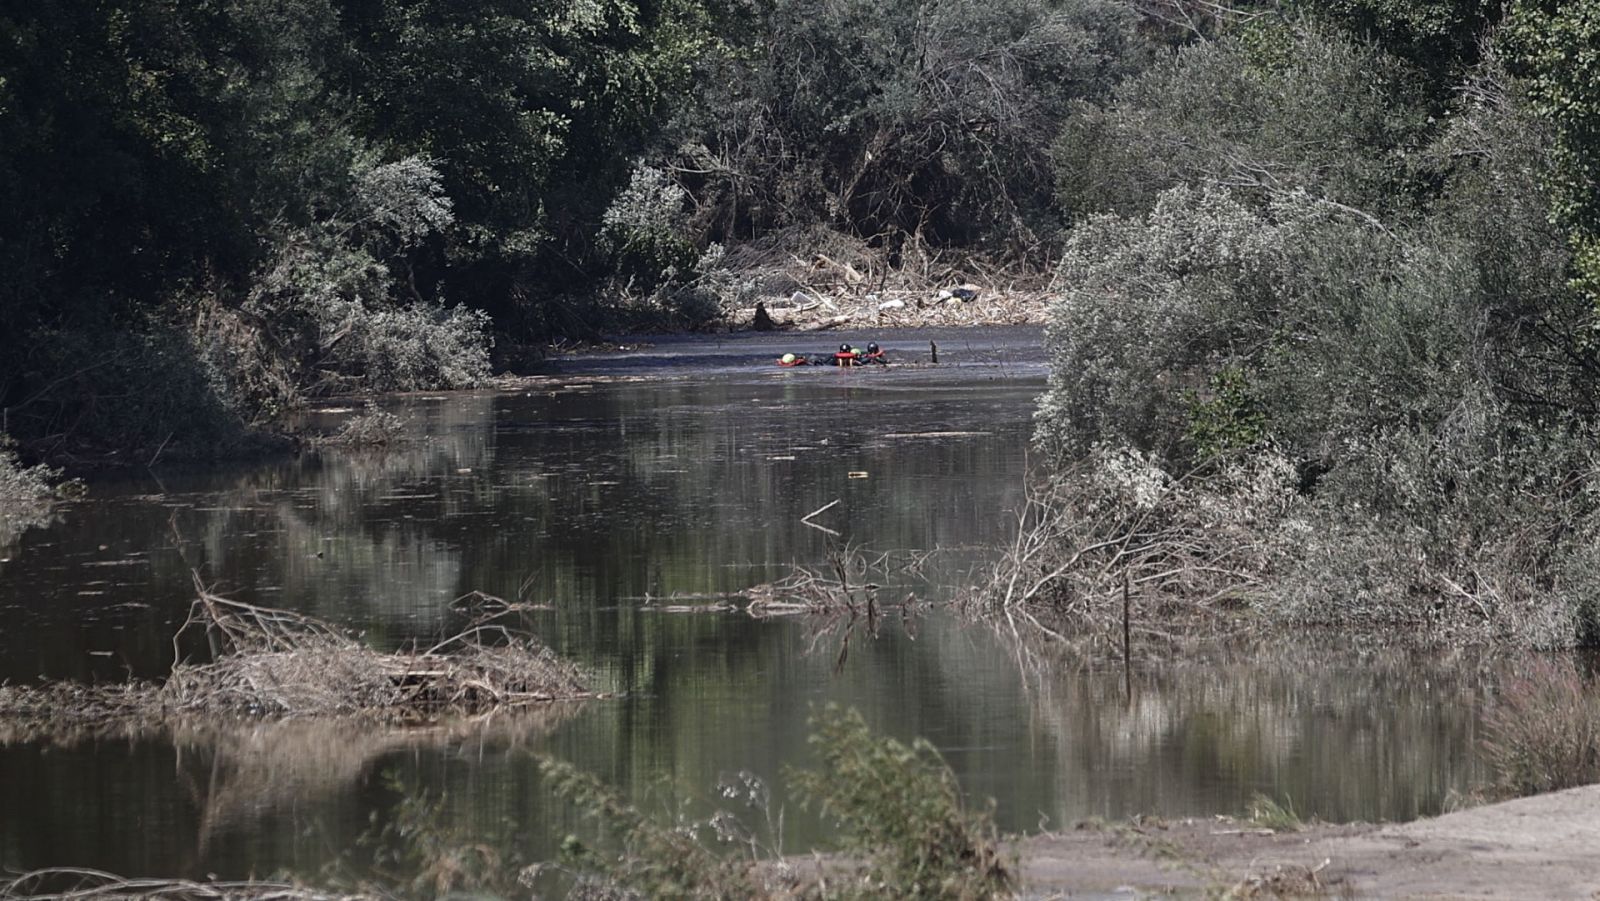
left=1482, top=659, right=1600, bottom=795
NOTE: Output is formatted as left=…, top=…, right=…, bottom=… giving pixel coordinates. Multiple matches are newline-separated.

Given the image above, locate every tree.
left=1051, top=20, right=1430, bottom=220
left=662, top=0, right=1145, bottom=254
left=1502, top=0, right=1600, bottom=309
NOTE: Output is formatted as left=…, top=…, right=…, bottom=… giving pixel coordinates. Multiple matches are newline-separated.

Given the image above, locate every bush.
left=0, top=436, right=61, bottom=504
left=542, top=705, right=1013, bottom=900
left=0, top=435, right=67, bottom=548
left=602, top=165, right=701, bottom=296
left=1483, top=659, right=1600, bottom=796
left=11, top=324, right=247, bottom=454
left=539, top=757, right=769, bottom=900
left=316, top=299, right=491, bottom=394
left=319, top=406, right=409, bottom=450
left=1035, top=184, right=1316, bottom=465
left=207, top=218, right=491, bottom=411
left=788, top=705, right=1014, bottom=900
left=1028, top=67, right=1600, bottom=645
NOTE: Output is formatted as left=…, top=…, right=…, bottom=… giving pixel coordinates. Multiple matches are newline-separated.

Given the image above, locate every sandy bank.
left=1017, top=783, right=1600, bottom=898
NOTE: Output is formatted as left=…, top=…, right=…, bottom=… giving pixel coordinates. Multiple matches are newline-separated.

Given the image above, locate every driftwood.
left=0, top=582, right=591, bottom=741
left=0, top=868, right=375, bottom=900
left=157, top=583, right=590, bottom=719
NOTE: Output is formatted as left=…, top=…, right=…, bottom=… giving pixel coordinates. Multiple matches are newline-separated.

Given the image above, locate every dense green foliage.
left=0, top=0, right=1164, bottom=461
left=8, top=0, right=1600, bottom=645
left=0, top=0, right=713, bottom=457
left=1503, top=0, right=1600, bottom=306
left=663, top=0, right=1143, bottom=252
left=1027, top=2, right=1600, bottom=645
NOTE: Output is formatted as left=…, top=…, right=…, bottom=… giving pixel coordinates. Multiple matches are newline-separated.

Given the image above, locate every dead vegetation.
left=960, top=450, right=1290, bottom=654
left=741, top=544, right=926, bottom=620
left=736, top=545, right=930, bottom=674
left=717, top=226, right=1052, bottom=331
left=0, top=680, right=155, bottom=742
left=0, top=582, right=590, bottom=741
left=157, top=585, right=588, bottom=719
left=314, top=404, right=408, bottom=450
left=0, top=868, right=376, bottom=900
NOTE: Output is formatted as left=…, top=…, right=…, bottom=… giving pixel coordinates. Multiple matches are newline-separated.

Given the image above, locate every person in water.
left=831, top=343, right=858, bottom=366
left=777, top=352, right=810, bottom=366
left=860, top=342, right=887, bottom=364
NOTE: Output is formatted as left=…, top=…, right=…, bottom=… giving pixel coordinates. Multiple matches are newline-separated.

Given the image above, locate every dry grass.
left=0, top=868, right=376, bottom=900
left=0, top=681, right=155, bottom=743
left=1482, top=658, right=1600, bottom=796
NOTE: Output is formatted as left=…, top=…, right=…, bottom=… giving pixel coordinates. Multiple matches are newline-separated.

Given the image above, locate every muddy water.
left=0, top=327, right=1489, bottom=883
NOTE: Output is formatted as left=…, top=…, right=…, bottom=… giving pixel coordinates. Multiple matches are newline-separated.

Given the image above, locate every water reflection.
left=0, top=329, right=1501, bottom=884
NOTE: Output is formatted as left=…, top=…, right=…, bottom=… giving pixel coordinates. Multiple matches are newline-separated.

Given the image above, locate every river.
left=0, top=327, right=1489, bottom=886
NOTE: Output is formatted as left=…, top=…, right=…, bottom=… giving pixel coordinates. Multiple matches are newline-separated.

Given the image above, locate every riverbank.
left=1016, top=784, right=1600, bottom=898
left=723, top=286, right=1051, bottom=332
left=703, top=228, right=1051, bottom=334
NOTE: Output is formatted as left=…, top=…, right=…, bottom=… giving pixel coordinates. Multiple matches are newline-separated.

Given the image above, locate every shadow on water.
left=0, top=327, right=1505, bottom=883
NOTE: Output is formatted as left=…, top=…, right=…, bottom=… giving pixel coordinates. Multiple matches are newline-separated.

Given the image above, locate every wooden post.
left=930, top=341, right=939, bottom=364
left=1122, top=572, right=1132, bottom=703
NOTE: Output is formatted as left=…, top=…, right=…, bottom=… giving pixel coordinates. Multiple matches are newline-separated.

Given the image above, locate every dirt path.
left=1016, top=784, right=1600, bottom=899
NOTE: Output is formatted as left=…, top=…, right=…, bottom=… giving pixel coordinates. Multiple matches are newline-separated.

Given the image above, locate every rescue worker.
left=776, top=352, right=809, bottom=366
left=831, top=342, right=857, bottom=366
left=860, top=342, right=887, bottom=364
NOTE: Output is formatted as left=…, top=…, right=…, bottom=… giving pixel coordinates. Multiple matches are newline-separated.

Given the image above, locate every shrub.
left=788, top=705, right=1014, bottom=900
left=0, top=436, right=61, bottom=506
left=319, top=406, right=409, bottom=450
left=1483, top=659, right=1600, bottom=795
left=1029, top=73, right=1600, bottom=645
left=543, top=705, right=1013, bottom=900
left=602, top=165, right=701, bottom=296
left=192, top=155, right=488, bottom=420
left=539, top=756, right=768, bottom=900
left=0, top=435, right=66, bottom=548
left=1035, top=185, right=1314, bottom=465
left=315, top=299, right=491, bottom=394
left=205, top=222, right=491, bottom=410
left=12, top=324, right=246, bottom=453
